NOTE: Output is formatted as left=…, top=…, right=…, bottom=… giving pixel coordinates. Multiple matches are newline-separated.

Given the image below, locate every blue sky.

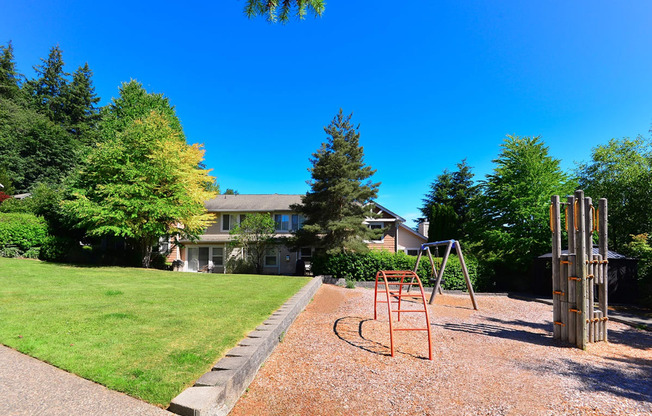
left=2, top=1, right=652, bottom=226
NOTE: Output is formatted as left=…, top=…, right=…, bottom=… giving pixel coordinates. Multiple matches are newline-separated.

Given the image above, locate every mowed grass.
left=0, top=257, right=310, bottom=407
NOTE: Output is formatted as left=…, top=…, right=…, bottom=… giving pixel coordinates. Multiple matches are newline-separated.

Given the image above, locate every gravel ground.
left=230, top=285, right=652, bottom=416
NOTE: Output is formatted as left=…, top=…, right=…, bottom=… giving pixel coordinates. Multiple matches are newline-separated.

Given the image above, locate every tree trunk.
left=141, top=238, right=154, bottom=268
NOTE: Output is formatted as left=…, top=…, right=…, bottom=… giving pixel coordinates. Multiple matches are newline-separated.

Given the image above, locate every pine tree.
left=244, top=0, right=324, bottom=23
left=420, top=159, right=478, bottom=240
left=292, top=110, right=380, bottom=254
left=26, top=45, right=69, bottom=125
left=0, top=41, right=21, bottom=100
left=66, top=63, right=100, bottom=144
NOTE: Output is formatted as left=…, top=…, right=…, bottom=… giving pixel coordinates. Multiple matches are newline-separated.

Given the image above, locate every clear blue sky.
left=2, top=1, right=652, bottom=226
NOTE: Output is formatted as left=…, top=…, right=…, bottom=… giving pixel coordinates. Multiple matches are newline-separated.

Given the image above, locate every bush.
left=0, top=213, right=48, bottom=254
left=312, top=250, right=479, bottom=291
left=39, top=236, right=77, bottom=262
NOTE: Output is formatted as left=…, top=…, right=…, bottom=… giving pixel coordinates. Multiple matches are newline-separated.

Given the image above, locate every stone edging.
left=168, top=275, right=323, bottom=416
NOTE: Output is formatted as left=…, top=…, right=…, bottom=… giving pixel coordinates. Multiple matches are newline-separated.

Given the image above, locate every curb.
left=168, top=275, right=323, bottom=416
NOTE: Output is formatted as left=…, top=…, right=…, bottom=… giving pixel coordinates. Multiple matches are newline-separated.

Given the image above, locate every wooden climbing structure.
left=550, top=190, right=608, bottom=349
left=373, top=270, right=433, bottom=360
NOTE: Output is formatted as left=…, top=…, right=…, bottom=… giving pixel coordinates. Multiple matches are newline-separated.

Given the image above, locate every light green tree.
left=244, top=0, right=324, bottom=23
left=577, top=136, right=652, bottom=250
left=64, top=110, right=216, bottom=267
left=471, top=135, right=575, bottom=289
left=229, top=213, right=277, bottom=274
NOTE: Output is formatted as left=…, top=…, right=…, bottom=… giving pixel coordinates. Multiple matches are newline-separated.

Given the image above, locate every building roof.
left=398, top=222, right=427, bottom=241
left=204, top=194, right=303, bottom=212
left=372, top=202, right=406, bottom=222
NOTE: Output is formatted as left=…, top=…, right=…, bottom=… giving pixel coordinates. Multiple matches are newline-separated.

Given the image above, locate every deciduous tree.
left=64, top=110, right=216, bottom=268
left=471, top=135, right=574, bottom=289
left=229, top=213, right=277, bottom=274
left=577, top=137, right=652, bottom=250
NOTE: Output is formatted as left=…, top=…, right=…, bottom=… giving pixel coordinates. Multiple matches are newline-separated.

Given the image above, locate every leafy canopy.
left=64, top=108, right=216, bottom=267
left=229, top=213, right=277, bottom=274
left=471, top=135, right=575, bottom=288
left=577, top=136, right=652, bottom=250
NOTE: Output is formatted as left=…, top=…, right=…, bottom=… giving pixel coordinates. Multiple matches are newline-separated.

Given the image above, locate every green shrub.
left=39, top=236, right=76, bottom=262
left=0, top=213, right=48, bottom=253
left=312, top=250, right=479, bottom=291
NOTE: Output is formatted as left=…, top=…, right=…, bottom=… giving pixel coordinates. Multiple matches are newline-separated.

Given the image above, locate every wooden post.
left=560, top=254, right=568, bottom=341
left=455, top=240, right=478, bottom=310
left=566, top=195, right=576, bottom=345
left=551, top=196, right=562, bottom=339
left=599, top=198, right=608, bottom=342
left=575, top=190, right=588, bottom=350
left=429, top=241, right=452, bottom=304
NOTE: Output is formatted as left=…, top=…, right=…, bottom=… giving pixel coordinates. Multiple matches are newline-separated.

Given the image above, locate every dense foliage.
left=0, top=43, right=216, bottom=267
left=0, top=213, right=48, bottom=257
left=312, top=250, right=481, bottom=291
left=420, top=159, right=479, bottom=241
left=577, top=137, right=652, bottom=250
left=229, top=213, right=277, bottom=273
left=623, top=234, right=652, bottom=307
left=292, top=110, right=381, bottom=254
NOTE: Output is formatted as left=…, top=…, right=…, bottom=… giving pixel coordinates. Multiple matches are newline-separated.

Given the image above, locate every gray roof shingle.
left=204, top=194, right=303, bottom=212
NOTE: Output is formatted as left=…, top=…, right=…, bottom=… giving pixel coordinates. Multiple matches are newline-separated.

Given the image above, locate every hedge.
left=312, top=250, right=478, bottom=291
left=0, top=213, right=48, bottom=255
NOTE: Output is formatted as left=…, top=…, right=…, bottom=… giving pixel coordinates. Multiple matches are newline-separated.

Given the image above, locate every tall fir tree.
left=66, top=63, right=100, bottom=144
left=292, top=110, right=381, bottom=254
left=0, top=41, right=21, bottom=100
left=26, top=45, right=69, bottom=125
left=420, top=159, right=478, bottom=240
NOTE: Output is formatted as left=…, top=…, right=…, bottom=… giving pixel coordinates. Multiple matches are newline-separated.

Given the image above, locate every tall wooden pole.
left=599, top=198, right=608, bottom=342
left=575, top=190, right=588, bottom=350
left=551, top=195, right=562, bottom=340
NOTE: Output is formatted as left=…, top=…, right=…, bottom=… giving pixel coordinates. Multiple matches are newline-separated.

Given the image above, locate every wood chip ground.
left=230, top=285, right=652, bottom=416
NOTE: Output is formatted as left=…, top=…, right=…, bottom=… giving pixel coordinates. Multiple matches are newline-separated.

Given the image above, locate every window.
left=300, top=247, right=312, bottom=260
left=274, top=214, right=290, bottom=231
left=212, top=247, right=224, bottom=266
left=368, top=222, right=384, bottom=230
left=264, top=248, right=278, bottom=266
left=222, top=214, right=231, bottom=231
left=188, top=247, right=210, bottom=272
left=239, top=214, right=247, bottom=224
left=291, top=214, right=299, bottom=231
left=407, top=249, right=419, bottom=256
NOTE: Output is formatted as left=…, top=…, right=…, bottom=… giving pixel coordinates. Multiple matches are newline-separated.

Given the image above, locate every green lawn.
left=0, top=257, right=310, bottom=407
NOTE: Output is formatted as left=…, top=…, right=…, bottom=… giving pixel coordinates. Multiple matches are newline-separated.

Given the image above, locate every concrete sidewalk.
left=0, top=345, right=172, bottom=416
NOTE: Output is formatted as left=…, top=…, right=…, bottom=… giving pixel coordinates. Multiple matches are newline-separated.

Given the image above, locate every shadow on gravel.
left=559, top=355, right=652, bottom=404
left=609, top=325, right=652, bottom=350
left=434, top=317, right=562, bottom=348
left=333, top=316, right=430, bottom=360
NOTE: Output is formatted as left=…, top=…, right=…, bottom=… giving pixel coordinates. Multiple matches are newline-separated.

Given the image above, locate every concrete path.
left=0, top=345, right=172, bottom=416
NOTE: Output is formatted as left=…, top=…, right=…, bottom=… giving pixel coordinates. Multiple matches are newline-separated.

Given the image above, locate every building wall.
left=397, top=228, right=427, bottom=253
left=368, top=225, right=397, bottom=253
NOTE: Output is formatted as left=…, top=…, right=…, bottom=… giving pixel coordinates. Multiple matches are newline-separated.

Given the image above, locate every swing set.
left=373, top=240, right=478, bottom=360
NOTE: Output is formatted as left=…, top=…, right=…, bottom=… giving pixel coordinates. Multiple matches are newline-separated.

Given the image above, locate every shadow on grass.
left=333, top=316, right=429, bottom=360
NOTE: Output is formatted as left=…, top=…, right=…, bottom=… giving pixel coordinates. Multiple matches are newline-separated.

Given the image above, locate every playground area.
left=230, top=284, right=652, bottom=416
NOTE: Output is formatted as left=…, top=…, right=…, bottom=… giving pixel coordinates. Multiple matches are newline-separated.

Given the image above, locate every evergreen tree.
left=65, top=63, right=100, bottom=144
left=245, top=0, right=324, bottom=23
left=292, top=110, right=380, bottom=254
left=26, top=45, right=69, bottom=125
left=421, top=159, right=478, bottom=240
left=0, top=41, right=21, bottom=100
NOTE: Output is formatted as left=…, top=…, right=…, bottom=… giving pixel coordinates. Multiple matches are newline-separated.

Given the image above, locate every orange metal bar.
left=373, top=270, right=433, bottom=360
